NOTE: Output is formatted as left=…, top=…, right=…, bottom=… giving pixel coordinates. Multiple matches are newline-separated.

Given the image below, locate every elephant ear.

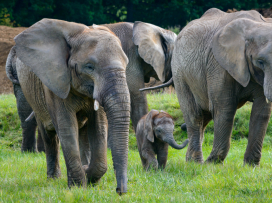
left=133, top=21, right=176, bottom=82
left=14, top=18, right=88, bottom=99
left=144, top=109, right=159, bottom=143
left=212, top=18, right=258, bottom=87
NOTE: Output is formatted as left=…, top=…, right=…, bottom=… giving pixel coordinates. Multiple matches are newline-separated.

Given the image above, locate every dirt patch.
left=0, top=26, right=26, bottom=94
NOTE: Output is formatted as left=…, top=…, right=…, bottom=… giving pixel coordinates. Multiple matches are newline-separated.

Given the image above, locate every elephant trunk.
left=264, top=69, right=272, bottom=102
left=102, top=70, right=130, bottom=194
left=164, top=136, right=189, bottom=150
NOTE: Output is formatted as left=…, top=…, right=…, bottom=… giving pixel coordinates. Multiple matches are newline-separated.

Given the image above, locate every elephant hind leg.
left=176, top=82, right=210, bottom=163
left=85, top=108, right=108, bottom=185
left=244, top=96, right=272, bottom=166
left=205, top=103, right=236, bottom=164
left=37, top=120, right=61, bottom=179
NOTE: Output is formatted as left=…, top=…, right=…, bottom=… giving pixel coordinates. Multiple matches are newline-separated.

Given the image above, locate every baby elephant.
left=136, top=109, right=189, bottom=170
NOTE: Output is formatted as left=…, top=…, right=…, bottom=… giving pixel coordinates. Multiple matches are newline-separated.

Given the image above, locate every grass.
left=1, top=93, right=272, bottom=202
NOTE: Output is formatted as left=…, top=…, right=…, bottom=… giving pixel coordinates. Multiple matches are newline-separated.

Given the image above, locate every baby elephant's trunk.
left=164, top=137, right=189, bottom=149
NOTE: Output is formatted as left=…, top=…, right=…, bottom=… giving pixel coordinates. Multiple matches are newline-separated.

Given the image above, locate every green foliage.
left=0, top=0, right=271, bottom=28
left=0, top=8, right=15, bottom=26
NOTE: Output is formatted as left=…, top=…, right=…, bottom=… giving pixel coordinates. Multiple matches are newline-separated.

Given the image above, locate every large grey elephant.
left=14, top=18, right=130, bottom=194
left=6, top=47, right=44, bottom=152
left=102, top=22, right=176, bottom=131
left=7, top=22, right=176, bottom=151
left=143, top=9, right=272, bottom=165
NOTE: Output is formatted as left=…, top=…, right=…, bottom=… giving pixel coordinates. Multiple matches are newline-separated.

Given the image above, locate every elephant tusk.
left=266, top=98, right=271, bottom=104
left=94, top=100, right=99, bottom=111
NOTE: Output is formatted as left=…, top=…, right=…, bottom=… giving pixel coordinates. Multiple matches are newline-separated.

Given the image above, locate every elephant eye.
left=85, top=64, right=94, bottom=71
left=257, top=59, right=265, bottom=69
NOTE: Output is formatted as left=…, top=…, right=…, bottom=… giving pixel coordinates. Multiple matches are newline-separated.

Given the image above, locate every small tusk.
left=94, top=100, right=99, bottom=111
left=266, top=98, right=272, bottom=104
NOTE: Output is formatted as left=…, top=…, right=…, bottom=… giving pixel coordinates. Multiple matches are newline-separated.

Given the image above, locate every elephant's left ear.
left=133, top=22, right=177, bottom=82
left=212, top=18, right=256, bottom=87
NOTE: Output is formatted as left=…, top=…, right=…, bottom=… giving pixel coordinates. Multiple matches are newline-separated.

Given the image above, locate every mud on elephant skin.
left=136, top=109, right=189, bottom=170
left=6, top=47, right=44, bottom=153
left=169, top=8, right=272, bottom=165
left=14, top=18, right=130, bottom=194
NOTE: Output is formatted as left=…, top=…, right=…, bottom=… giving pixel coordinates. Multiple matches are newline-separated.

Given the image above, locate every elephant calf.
left=136, top=110, right=189, bottom=170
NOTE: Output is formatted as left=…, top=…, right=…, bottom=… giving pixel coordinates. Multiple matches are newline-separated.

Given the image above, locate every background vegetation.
left=1, top=93, right=272, bottom=202
left=0, top=0, right=271, bottom=28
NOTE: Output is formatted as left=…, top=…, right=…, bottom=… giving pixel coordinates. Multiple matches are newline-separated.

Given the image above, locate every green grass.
left=1, top=93, right=272, bottom=202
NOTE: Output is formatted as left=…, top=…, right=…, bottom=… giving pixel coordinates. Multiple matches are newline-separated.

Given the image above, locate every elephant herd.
left=4, top=8, right=272, bottom=194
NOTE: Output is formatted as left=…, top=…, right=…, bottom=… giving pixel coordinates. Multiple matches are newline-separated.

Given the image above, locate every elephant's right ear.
left=133, top=22, right=176, bottom=82
left=15, top=19, right=88, bottom=99
left=212, top=18, right=256, bottom=87
left=144, top=109, right=159, bottom=143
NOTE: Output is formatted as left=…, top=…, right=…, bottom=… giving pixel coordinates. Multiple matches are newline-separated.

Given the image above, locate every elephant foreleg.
left=37, top=120, right=61, bottom=178
left=157, top=144, right=168, bottom=169
left=85, top=108, right=108, bottom=185
left=244, top=96, right=272, bottom=166
left=141, top=148, right=158, bottom=170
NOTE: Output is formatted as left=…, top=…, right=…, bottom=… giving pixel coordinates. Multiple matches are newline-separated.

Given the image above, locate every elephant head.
left=133, top=22, right=177, bottom=82
left=14, top=19, right=130, bottom=193
left=144, top=110, right=189, bottom=149
left=212, top=18, right=272, bottom=102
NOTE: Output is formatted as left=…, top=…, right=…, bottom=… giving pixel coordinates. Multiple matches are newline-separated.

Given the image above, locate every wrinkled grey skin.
left=14, top=18, right=130, bottom=194
left=8, top=22, right=176, bottom=152
left=6, top=47, right=44, bottom=152
left=103, top=22, right=176, bottom=132
left=171, top=8, right=272, bottom=165
left=136, top=110, right=189, bottom=170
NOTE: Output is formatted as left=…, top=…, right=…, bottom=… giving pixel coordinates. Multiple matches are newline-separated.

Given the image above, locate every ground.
left=1, top=93, right=272, bottom=202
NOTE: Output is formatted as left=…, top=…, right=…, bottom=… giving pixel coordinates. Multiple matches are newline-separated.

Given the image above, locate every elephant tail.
left=25, top=111, right=35, bottom=122
left=139, top=77, right=173, bottom=92
left=6, top=46, right=20, bottom=85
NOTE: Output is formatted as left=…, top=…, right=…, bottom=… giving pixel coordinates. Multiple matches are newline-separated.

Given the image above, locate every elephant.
left=6, top=46, right=44, bottom=152
left=136, top=109, right=189, bottom=170
left=141, top=9, right=272, bottom=166
left=13, top=18, right=131, bottom=194
left=102, top=22, right=176, bottom=131
left=7, top=22, right=177, bottom=151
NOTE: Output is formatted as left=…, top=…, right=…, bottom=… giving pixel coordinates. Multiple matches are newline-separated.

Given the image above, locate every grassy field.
left=1, top=93, right=272, bottom=202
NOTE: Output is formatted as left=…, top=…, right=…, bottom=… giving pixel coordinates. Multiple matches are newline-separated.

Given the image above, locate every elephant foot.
left=21, top=147, right=37, bottom=153
left=186, top=151, right=204, bottom=163
left=205, top=154, right=225, bottom=164
left=145, top=159, right=158, bottom=171
left=47, top=168, right=61, bottom=179
left=243, top=157, right=260, bottom=167
left=68, top=176, right=87, bottom=188
left=83, top=165, right=107, bottom=185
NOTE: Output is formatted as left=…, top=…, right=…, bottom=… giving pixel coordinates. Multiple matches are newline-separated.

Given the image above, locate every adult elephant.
left=8, top=22, right=176, bottom=151
left=142, top=9, right=272, bottom=165
left=14, top=18, right=130, bottom=194
left=6, top=47, right=44, bottom=152
left=102, top=22, right=176, bottom=131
